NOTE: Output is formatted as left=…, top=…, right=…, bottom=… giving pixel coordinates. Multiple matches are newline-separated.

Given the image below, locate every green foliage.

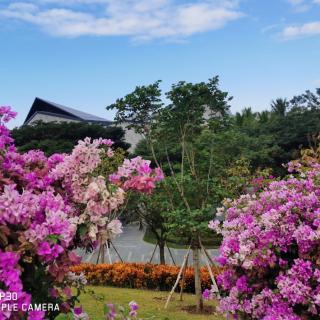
left=94, top=148, right=126, bottom=177
left=110, top=77, right=320, bottom=248
left=270, top=98, right=288, bottom=116
left=124, top=183, right=170, bottom=241
left=290, top=88, right=320, bottom=110
left=109, top=76, right=234, bottom=245
left=121, top=178, right=194, bottom=262
left=232, top=89, right=320, bottom=174
left=107, top=80, right=163, bottom=135
left=157, top=76, right=232, bottom=144
left=143, top=228, right=222, bottom=248
left=11, top=121, right=130, bottom=155
left=163, top=207, right=213, bottom=241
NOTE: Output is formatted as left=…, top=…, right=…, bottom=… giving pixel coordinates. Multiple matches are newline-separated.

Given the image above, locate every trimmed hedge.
left=70, top=263, right=223, bottom=293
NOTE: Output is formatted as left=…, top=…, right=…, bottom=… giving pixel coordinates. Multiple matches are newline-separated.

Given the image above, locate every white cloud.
left=286, top=0, right=311, bottom=12
left=281, top=21, right=320, bottom=39
left=313, top=79, right=320, bottom=87
left=280, top=0, right=320, bottom=39
left=286, top=0, right=320, bottom=11
left=287, top=0, right=304, bottom=5
left=0, top=0, right=243, bottom=41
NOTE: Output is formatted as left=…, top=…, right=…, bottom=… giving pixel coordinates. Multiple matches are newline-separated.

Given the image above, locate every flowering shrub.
left=70, top=262, right=223, bottom=293
left=208, top=160, right=320, bottom=319
left=58, top=301, right=140, bottom=320
left=0, top=107, right=163, bottom=319
left=109, top=157, right=164, bottom=194
left=104, top=301, right=139, bottom=320
left=70, top=301, right=139, bottom=320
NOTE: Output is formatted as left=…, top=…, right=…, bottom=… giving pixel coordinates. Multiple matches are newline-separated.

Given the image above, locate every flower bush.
left=58, top=301, right=140, bottom=320
left=0, top=107, right=163, bottom=319
left=104, top=301, right=139, bottom=320
left=208, top=158, right=320, bottom=319
left=70, top=262, right=223, bottom=293
left=70, top=301, right=139, bottom=320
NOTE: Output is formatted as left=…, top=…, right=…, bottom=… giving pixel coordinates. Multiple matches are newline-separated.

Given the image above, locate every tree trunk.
left=159, top=240, right=166, bottom=265
left=139, top=219, right=143, bottom=231
left=193, top=246, right=203, bottom=312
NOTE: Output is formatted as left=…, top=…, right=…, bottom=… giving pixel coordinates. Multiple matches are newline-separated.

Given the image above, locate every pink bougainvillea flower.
left=207, top=164, right=320, bottom=319
left=0, top=106, right=161, bottom=319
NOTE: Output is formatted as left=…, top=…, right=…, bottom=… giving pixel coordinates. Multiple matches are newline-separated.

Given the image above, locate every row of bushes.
left=70, top=263, right=223, bottom=293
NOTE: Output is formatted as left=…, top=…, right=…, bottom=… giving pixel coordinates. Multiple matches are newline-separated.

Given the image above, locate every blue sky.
left=0, top=0, right=320, bottom=128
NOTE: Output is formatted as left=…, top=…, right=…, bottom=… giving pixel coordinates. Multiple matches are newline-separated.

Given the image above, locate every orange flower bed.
left=70, top=263, right=223, bottom=293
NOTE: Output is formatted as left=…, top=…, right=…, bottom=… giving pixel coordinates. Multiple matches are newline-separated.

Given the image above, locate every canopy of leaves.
left=108, top=77, right=237, bottom=241
left=11, top=121, right=130, bottom=155
left=107, top=80, right=163, bottom=135
left=232, top=89, right=320, bottom=174
left=109, top=77, right=320, bottom=242
left=135, top=88, right=320, bottom=176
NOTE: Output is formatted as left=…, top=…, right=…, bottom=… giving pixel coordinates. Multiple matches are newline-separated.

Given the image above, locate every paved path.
left=78, top=225, right=219, bottom=265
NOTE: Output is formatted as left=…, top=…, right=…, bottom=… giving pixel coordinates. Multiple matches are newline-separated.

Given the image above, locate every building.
left=24, top=97, right=142, bottom=152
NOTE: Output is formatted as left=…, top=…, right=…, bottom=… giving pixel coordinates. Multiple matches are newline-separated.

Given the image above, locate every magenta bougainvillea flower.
left=0, top=107, right=163, bottom=319
left=208, top=163, right=320, bottom=319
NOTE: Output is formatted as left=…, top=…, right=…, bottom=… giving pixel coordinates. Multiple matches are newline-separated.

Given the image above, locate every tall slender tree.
left=108, top=76, right=232, bottom=312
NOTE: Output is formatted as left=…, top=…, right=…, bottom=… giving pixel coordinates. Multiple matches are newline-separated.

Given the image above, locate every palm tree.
left=258, top=110, right=270, bottom=123
left=235, top=107, right=257, bottom=126
left=271, top=98, right=289, bottom=116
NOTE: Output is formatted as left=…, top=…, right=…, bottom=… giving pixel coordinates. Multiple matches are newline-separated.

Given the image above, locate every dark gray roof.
left=42, top=99, right=109, bottom=122
left=24, top=97, right=112, bottom=125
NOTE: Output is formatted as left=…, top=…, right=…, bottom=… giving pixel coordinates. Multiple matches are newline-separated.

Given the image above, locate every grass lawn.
left=75, top=286, right=224, bottom=320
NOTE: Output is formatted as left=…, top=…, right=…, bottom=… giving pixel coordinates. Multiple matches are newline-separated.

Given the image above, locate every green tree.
left=290, top=88, right=320, bottom=110
left=108, top=80, right=320, bottom=312
left=11, top=121, right=130, bottom=155
left=270, top=98, right=288, bottom=116
left=108, top=76, right=233, bottom=312
left=125, top=183, right=172, bottom=264
left=229, top=90, right=320, bottom=175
